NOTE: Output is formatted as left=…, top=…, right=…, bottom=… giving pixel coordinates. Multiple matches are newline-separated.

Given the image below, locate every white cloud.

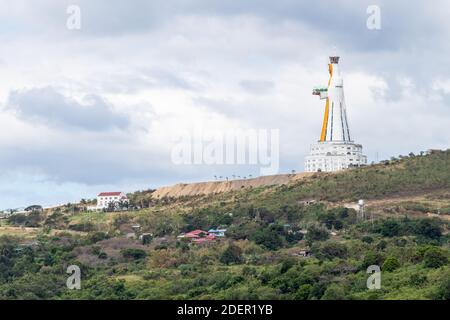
left=0, top=2, right=449, bottom=208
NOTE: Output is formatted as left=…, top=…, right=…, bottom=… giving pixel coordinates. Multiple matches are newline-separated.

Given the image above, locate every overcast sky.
left=0, top=0, right=449, bottom=208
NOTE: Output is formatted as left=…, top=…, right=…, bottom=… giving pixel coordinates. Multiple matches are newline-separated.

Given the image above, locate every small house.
left=185, top=230, right=208, bottom=239
left=92, top=192, right=129, bottom=211
left=207, top=228, right=227, bottom=237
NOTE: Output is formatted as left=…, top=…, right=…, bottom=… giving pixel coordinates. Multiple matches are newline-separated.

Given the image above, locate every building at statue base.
left=305, top=56, right=367, bottom=172
left=305, top=141, right=366, bottom=172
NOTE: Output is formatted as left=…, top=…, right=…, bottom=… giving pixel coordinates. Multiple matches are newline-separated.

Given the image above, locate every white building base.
left=305, top=141, right=367, bottom=172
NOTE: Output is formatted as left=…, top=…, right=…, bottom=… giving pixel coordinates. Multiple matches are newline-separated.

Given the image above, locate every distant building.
left=185, top=230, right=209, bottom=239
left=192, top=234, right=216, bottom=244
left=89, top=192, right=128, bottom=211
left=207, top=229, right=227, bottom=237
left=178, top=229, right=220, bottom=244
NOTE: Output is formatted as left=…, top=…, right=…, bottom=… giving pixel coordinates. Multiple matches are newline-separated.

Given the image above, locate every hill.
left=152, top=173, right=312, bottom=198
left=0, top=150, right=449, bottom=300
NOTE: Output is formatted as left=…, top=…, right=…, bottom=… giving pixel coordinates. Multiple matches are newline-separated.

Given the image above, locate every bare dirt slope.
left=152, top=172, right=313, bottom=198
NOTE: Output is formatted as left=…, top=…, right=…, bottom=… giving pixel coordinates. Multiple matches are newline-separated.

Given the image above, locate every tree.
left=435, top=273, right=450, bottom=300
left=220, top=243, right=242, bottom=265
left=378, top=219, right=400, bottom=237
left=305, top=224, right=329, bottom=244
left=414, top=219, right=441, bottom=240
left=317, top=241, right=348, bottom=260
left=423, top=247, right=448, bottom=268
left=294, top=284, right=312, bottom=300
left=251, top=229, right=283, bottom=250
left=382, top=256, right=400, bottom=272
left=121, top=248, right=147, bottom=260
left=362, top=251, right=382, bottom=269
left=321, top=284, right=347, bottom=300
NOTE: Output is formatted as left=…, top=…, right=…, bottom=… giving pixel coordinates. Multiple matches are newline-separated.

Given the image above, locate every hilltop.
left=152, top=173, right=312, bottom=198
left=0, top=149, right=449, bottom=300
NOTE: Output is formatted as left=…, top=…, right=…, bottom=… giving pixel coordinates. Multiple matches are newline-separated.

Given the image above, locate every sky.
left=0, top=0, right=449, bottom=208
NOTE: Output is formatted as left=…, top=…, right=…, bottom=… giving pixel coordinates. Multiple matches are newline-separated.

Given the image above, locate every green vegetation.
left=0, top=150, right=449, bottom=300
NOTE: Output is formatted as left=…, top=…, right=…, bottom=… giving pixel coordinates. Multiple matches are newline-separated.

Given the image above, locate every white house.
left=92, top=192, right=128, bottom=211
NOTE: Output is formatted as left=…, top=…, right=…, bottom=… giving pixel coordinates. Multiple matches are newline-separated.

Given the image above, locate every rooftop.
left=98, top=192, right=123, bottom=197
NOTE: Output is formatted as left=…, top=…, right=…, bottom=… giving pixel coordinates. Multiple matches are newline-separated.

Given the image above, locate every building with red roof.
left=89, top=191, right=129, bottom=211
left=178, top=229, right=218, bottom=244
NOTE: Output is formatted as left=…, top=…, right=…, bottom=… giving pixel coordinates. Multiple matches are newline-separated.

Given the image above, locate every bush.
left=317, top=241, right=348, bottom=260
left=362, top=251, right=382, bottom=269
left=251, top=229, right=283, bottom=250
left=121, top=248, right=147, bottom=260
left=98, top=252, right=108, bottom=259
left=87, top=232, right=109, bottom=244
left=8, top=211, right=43, bottom=227
left=376, top=240, right=387, bottom=251
left=409, top=273, right=427, bottom=287
left=294, top=284, right=312, bottom=300
left=68, top=223, right=95, bottom=232
left=382, top=256, right=400, bottom=272
left=219, top=244, right=242, bottom=265
left=321, top=283, right=347, bottom=300
left=413, top=219, right=442, bottom=240
left=305, top=224, right=329, bottom=244
left=362, top=235, right=373, bottom=244
left=435, top=274, right=450, bottom=300
left=423, top=247, right=448, bottom=268
left=378, top=219, right=400, bottom=237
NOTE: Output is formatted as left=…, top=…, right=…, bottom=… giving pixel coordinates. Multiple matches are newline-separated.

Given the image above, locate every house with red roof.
left=192, top=233, right=216, bottom=244
left=185, top=230, right=208, bottom=238
left=90, top=192, right=128, bottom=211
left=177, top=229, right=218, bottom=244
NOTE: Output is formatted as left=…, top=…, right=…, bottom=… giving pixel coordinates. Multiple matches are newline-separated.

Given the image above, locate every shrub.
left=423, top=247, right=448, bottom=268
left=317, top=241, right=348, bottom=260
left=87, top=232, right=109, bottom=244
left=321, top=283, right=347, bottom=300
left=378, top=219, right=400, bottom=237
left=376, top=240, right=387, bottom=251
left=305, top=224, right=329, bottom=244
left=219, top=244, right=242, bottom=265
left=251, top=229, right=283, bottom=250
left=362, top=251, right=382, bottom=269
left=8, top=212, right=43, bottom=227
left=294, top=284, right=312, bottom=300
left=279, top=258, right=295, bottom=274
left=68, top=223, right=95, bottom=232
left=413, top=219, right=442, bottom=240
left=98, top=252, right=108, bottom=259
left=435, top=273, right=450, bottom=300
left=409, top=273, right=427, bottom=287
left=242, top=266, right=257, bottom=277
left=121, top=248, right=146, bottom=260
left=382, top=256, right=400, bottom=272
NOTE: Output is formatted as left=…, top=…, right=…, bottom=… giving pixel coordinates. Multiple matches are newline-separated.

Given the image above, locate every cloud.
left=6, top=87, right=129, bottom=131
left=0, top=1, right=449, bottom=208
left=239, top=80, right=275, bottom=94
